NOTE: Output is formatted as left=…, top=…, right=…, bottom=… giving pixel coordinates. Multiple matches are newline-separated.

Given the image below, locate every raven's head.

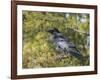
left=47, top=28, right=60, bottom=34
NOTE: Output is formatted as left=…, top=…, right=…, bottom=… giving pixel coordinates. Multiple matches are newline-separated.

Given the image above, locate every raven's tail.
left=69, top=50, right=84, bottom=65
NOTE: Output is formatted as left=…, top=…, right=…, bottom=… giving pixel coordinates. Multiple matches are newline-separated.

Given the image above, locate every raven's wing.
left=62, top=38, right=83, bottom=62
left=53, top=35, right=83, bottom=64
left=68, top=47, right=83, bottom=64
left=56, top=36, right=76, bottom=49
left=68, top=42, right=76, bottom=48
left=66, top=41, right=81, bottom=54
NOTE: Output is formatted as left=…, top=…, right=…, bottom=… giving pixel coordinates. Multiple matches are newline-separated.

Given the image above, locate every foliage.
left=22, top=11, right=90, bottom=68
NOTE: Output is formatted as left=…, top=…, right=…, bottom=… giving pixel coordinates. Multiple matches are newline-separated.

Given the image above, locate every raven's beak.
left=47, top=29, right=54, bottom=34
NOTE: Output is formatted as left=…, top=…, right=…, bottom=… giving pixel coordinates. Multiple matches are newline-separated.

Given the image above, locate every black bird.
left=47, top=28, right=83, bottom=63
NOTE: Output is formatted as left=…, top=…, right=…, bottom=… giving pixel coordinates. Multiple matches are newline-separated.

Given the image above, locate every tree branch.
left=67, top=27, right=89, bottom=36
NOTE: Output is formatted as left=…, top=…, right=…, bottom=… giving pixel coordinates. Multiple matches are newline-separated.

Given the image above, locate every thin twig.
left=67, top=27, right=89, bottom=36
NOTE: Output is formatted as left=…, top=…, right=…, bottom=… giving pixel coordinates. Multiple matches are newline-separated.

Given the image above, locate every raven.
left=47, top=28, right=83, bottom=63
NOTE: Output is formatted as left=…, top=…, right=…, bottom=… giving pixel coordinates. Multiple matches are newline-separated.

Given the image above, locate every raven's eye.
left=58, top=46, right=61, bottom=48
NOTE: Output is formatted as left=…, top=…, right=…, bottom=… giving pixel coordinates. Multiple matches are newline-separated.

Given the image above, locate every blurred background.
left=22, top=11, right=90, bottom=68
